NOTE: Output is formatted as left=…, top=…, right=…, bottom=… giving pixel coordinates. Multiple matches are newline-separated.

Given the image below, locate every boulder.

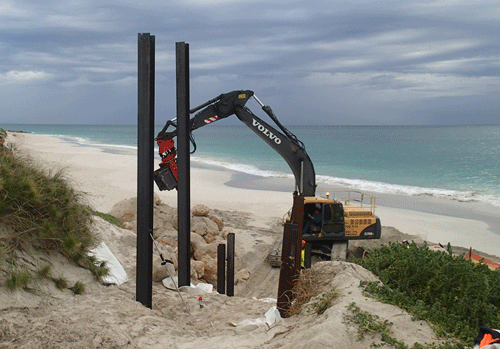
left=156, top=230, right=178, bottom=248
left=193, top=242, right=218, bottom=261
left=110, top=194, right=176, bottom=235
left=153, top=256, right=175, bottom=282
left=191, top=260, right=205, bottom=280
left=154, top=243, right=178, bottom=269
left=192, top=217, right=219, bottom=237
left=235, top=268, right=251, bottom=285
left=203, top=230, right=219, bottom=244
left=200, top=255, right=218, bottom=286
left=109, top=197, right=137, bottom=223
left=208, top=214, right=224, bottom=231
left=192, top=204, right=210, bottom=217
left=190, top=232, right=206, bottom=250
left=123, top=221, right=136, bottom=233
left=221, top=227, right=233, bottom=239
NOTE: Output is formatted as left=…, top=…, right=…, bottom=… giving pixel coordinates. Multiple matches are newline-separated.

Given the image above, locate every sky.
left=1, top=0, right=500, bottom=126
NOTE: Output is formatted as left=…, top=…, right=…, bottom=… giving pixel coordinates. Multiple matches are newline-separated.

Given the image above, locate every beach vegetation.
left=286, top=267, right=337, bottom=317
left=4, top=269, right=31, bottom=291
left=345, top=302, right=463, bottom=349
left=311, top=289, right=339, bottom=315
left=36, top=264, right=52, bottom=278
left=0, top=150, right=108, bottom=291
left=70, top=281, right=85, bottom=295
left=355, top=241, right=500, bottom=345
left=91, top=209, right=123, bottom=228
left=52, top=276, right=69, bottom=290
left=345, top=302, right=407, bottom=348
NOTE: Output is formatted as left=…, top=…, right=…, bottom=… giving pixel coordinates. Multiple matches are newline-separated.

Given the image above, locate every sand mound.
left=0, top=214, right=446, bottom=348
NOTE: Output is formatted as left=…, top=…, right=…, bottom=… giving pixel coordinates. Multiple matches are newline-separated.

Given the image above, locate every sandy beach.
left=10, top=132, right=500, bottom=257
left=2, top=131, right=500, bottom=348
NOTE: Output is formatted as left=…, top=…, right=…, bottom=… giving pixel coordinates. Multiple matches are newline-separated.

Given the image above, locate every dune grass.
left=0, top=149, right=108, bottom=292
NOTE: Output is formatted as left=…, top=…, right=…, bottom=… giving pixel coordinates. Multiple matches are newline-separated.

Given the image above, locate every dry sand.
left=1, top=132, right=499, bottom=348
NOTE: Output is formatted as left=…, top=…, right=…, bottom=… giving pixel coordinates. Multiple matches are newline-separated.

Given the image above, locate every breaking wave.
left=55, top=134, right=500, bottom=208
left=191, top=156, right=500, bottom=208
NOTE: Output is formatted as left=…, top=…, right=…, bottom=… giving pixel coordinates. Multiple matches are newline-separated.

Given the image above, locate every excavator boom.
left=155, top=90, right=316, bottom=196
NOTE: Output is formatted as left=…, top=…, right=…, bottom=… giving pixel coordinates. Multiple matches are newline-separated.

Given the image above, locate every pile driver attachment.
left=154, top=138, right=178, bottom=191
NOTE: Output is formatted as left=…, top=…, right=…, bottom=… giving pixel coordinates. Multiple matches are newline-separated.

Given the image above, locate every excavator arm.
left=154, top=90, right=316, bottom=196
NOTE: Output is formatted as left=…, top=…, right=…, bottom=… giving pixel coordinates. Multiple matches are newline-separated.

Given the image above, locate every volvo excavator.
left=154, top=90, right=381, bottom=264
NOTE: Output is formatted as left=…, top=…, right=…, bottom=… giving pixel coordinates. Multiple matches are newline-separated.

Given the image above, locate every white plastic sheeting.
left=88, top=242, right=128, bottom=285
left=233, top=306, right=282, bottom=333
left=162, top=276, right=216, bottom=295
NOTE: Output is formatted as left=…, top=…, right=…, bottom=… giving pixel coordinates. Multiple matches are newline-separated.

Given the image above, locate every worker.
left=303, top=208, right=321, bottom=235
left=474, top=326, right=500, bottom=348
left=301, top=240, right=306, bottom=269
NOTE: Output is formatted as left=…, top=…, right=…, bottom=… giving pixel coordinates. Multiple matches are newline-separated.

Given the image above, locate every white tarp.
left=233, top=306, right=282, bottom=333
left=88, top=242, right=128, bottom=285
left=162, top=276, right=216, bottom=295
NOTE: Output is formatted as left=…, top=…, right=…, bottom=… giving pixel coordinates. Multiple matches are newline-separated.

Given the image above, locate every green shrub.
left=0, top=151, right=108, bottom=286
left=355, top=242, right=500, bottom=344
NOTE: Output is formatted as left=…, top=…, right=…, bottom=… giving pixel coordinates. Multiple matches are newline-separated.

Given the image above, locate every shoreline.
left=10, top=131, right=500, bottom=258
left=225, top=171, right=500, bottom=234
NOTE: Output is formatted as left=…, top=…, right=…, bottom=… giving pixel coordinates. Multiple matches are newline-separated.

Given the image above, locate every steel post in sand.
left=217, top=244, right=226, bottom=294
left=277, top=193, right=304, bottom=317
left=227, top=233, right=235, bottom=296
left=136, top=33, right=155, bottom=308
left=176, top=41, right=191, bottom=287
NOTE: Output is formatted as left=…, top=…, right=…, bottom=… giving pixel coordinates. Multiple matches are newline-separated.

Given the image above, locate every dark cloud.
left=1, top=0, right=499, bottom=125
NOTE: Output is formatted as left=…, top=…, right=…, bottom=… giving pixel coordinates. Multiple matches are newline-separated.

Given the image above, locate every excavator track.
left=267, top=234, right=283, bottom=268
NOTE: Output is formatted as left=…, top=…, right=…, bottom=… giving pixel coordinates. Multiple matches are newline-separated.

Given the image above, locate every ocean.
left=3, top=123, right=500, bottom=208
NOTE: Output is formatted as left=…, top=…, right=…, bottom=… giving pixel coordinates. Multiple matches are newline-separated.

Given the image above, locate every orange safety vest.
left=475, top=326, right=500, bottom=348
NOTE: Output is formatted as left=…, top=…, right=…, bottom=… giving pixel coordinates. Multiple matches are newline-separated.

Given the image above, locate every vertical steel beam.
left=277, top=221, right=299, bottom=316
left=176, top=42, right=191, bottom=287
left=217, top=244, right=226, bottom=294
left=136, top=33, right=155, bottom=308
left=277, top=193, right=304, bottom=317
left=226, top=233, right=235, bottom=296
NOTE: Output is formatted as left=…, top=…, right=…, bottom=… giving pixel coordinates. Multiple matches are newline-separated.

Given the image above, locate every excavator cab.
left=321, top=202, right=345, bottom=237
left=302, top=202, right=345, bottom=240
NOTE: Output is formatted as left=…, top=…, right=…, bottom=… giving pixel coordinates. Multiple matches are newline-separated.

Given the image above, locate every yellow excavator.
left=153, top=90, right=381, bottom=264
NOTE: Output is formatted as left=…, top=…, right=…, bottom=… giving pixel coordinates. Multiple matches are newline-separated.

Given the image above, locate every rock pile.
left=109, top=195, right=235, bottom=287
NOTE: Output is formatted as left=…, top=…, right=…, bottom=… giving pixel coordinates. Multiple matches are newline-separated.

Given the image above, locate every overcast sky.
left=2, top=0, right=500, bottom=125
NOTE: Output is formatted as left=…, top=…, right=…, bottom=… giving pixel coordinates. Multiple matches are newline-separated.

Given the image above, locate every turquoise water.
left=3, top=123, right=500, bottom=207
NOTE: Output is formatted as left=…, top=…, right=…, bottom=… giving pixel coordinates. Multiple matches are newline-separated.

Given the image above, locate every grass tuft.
left=70, top=281, right=85, bottom=295
left=52, top=276, right=69, bottom=290
left=36, top=264, right=52, bottom=278
left=4, top=270, right=31, bottom=291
